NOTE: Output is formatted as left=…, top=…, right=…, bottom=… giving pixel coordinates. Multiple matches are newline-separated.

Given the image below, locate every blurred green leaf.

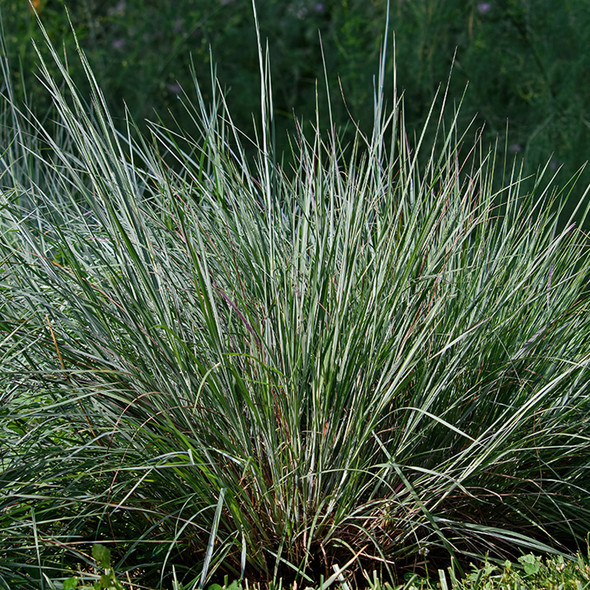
left=92, top=544, right=111, bottom=569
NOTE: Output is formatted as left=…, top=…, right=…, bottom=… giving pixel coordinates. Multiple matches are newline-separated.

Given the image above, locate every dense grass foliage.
left=1, top=16, right=590, bottom=590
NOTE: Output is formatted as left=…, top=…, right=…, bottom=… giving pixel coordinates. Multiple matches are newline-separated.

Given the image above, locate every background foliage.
left=2, top=0, right=590, bottom=221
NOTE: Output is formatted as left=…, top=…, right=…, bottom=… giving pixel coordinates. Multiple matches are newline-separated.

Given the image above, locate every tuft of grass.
left=1, top=9, right=590, bottom=589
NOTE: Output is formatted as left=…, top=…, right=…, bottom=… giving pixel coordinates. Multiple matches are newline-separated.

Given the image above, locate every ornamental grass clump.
left=1, top=12, right=590, bottom=590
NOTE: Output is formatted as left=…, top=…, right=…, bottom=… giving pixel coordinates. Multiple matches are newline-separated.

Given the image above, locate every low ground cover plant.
left=1, top=10, right=590, bottom=590
left=24, top=545, right=590, bottom=590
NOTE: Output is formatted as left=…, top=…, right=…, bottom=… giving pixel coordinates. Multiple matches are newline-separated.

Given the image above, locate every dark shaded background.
left=3, top=0, right=590, bottom=221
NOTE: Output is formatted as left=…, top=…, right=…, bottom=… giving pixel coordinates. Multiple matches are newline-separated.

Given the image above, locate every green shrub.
left=1, top=11, right=590, bottom=589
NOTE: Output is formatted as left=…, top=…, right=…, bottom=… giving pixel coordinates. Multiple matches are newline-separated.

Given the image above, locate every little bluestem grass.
left=1, top=8, right=590, bottom=588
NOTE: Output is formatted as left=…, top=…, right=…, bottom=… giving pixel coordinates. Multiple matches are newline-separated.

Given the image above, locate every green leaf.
left=518, top=554, right=541, bottom=575
left=63, top=578, right=80, bottom=590
left=92, top=543, right=112, bottom=569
